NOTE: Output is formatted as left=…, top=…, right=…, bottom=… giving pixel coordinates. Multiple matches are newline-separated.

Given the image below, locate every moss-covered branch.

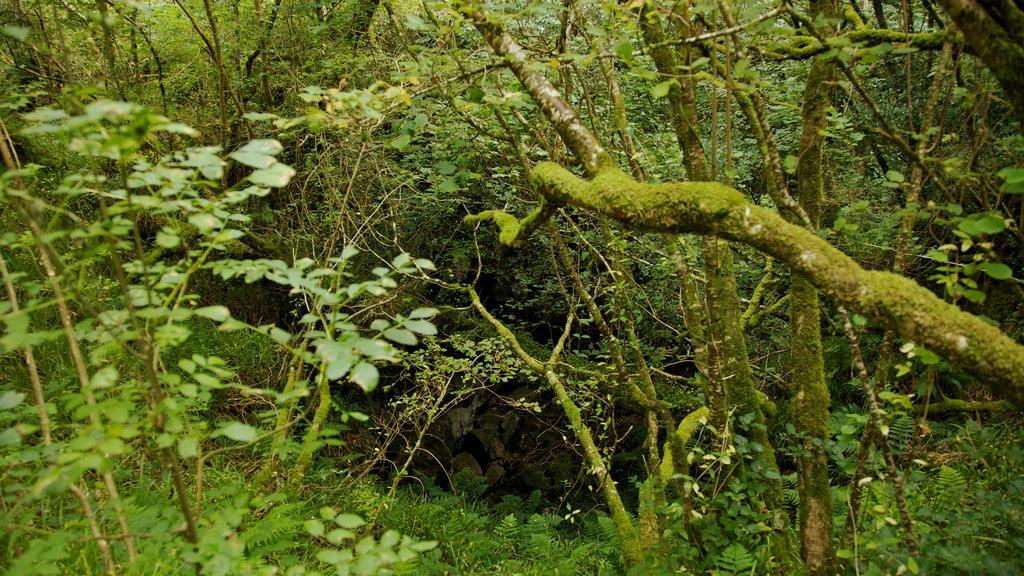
left=761, top=28, right=961, bottom=60
left=524, top=161, right=1024, bottom=406
left=921, top=399, right=1017, bottom=416
left=463, top=198, right=555, bottom=248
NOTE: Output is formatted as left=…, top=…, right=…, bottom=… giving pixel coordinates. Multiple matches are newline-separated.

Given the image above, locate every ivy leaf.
left=350, top=361, right=379, bottom=392
left=217, top=422, right=260, bottom=443
left=249, top=163, right=296, bottom=188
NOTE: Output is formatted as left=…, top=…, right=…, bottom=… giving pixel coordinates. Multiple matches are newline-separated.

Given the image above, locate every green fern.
left=494, top=493, right=523, bottom=516
left=714, top=542, right=756, bottom=575
left=493, top=513, right=520, bottom=547
left=782, top=472, right=800, bottom=509
left=888, top=413, right=915, bottom=454
left=936, top=464, right=967, bottom=507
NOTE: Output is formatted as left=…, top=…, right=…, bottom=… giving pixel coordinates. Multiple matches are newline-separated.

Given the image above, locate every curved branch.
left=526, top=162, right=1024, bottom=405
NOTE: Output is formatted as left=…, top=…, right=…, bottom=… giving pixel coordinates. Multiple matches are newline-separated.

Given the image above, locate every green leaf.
left=998, top=167, right=1024, bottom=194
left=194, top=306, right=231, bottom=322
left=0, top=390, right=25, bottom=411
left=249, top=163, right=296, bottom=188
left=333, top=513, right=366, bottom=529
left=189, top=213, right=222, bottom=234
left=351, top=361, right=379, bottom=392
left=178, top=437, right=199, bottom=458
left=925, top=248, right=948, bottom=263
left=90, top=366, right=118, bottom=389
left=974, top=214, right=1007, bottom=234
left=408, top=307, right=438, bottom=319
left=217, top=422, right=260, bottom=443
left=403, top=320, right=436, bottom=336
left=383, top=328, right=418, bottom=346
left=783, top=154, right=798, bottom=175
left=156, top=228, right=180, bottom=248
left=2, top=25, right=31, bottom=42
left=437, top=177, right=459, bottom=193
left=979, top=262, right=1013, bottom=280
left=230, top=150, right=276, bottom=169
left=907, top=556, right=919, bottom=575
left=244, top=112, right=279, bottom=122
left=651, top=80, right=674, bottom=98
left=614, top=39, right=634, bottom=63
left=236, top=139, right=283, bottom=156
left=391, top=134, right=412, bottom=150
left=405, top=13, right=433, bottom=31
left=436, top=161, right=457, bottom=175
left=305, top=519, right=326, bottom=537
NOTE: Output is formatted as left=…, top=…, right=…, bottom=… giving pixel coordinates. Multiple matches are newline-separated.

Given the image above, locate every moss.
left=464, top=209, right=521, bottom=245
left=659, top=406, right=710, bottom=482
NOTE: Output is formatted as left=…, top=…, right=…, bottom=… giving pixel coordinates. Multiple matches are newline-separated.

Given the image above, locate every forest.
left=1, top=0, right=1024, bottom=573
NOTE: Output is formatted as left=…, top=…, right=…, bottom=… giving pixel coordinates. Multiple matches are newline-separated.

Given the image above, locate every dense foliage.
left=2, top=0, right=1023, bottom=574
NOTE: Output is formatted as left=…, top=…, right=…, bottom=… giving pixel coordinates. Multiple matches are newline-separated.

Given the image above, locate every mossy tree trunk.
left=790, top=0, right=837, bottom=572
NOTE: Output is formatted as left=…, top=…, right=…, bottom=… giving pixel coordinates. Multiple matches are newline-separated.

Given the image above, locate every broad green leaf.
left=189, top=213, right=222, bottom=234
left=783, top=154, right=798, bottom=175
left=236, top=139, right=283, bottom=156
left=249, top=163, right=296, bottom=187
left=2, top=25, right=30, bottom=42
left=90, top=366, right=118, bottom=389
left=333, top=513, right=366, bottom=529
left=974, top=214, right=1007, bottom=234
left=925, top=248, right=948, bottom=263
left=230, top=150, right=276, bottom=169
left=244, top=112, right=279, bottom=121
left=403, top=320, right=436, bottom=336
left=651, top=80, right=674, bottom=98
left=391, top=134, right=412, bottom=150
left=614, top=39, right=633, bottom=63
left=409, top=307, right=438, bottom=319
left=326, top=529, right=355, bottom=546
left=217, top=422, right=259, bottom=443
left=23, top=108, right=68, bottom=122
left=980, top=262, right=1013, bottom=280
left=351, top=361, right=379, bottom=392
left=436, top=177, right=459, bottom=193
left=305, top=519, right=325, bottom=537
left=436, top=161, right=456, bottom=175
left=0, top=390, right=25, bottom=411
left=405, top=13, right=432, bottom=31
left=383, top=327, right=418, bottom=346
left=194, top=306, right=231, bottom=322
left=178, top=437, right=199, bottom=458
left=999, top=167, right=1024, bottom=194
left=156, top=228, right=180, bottom=248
